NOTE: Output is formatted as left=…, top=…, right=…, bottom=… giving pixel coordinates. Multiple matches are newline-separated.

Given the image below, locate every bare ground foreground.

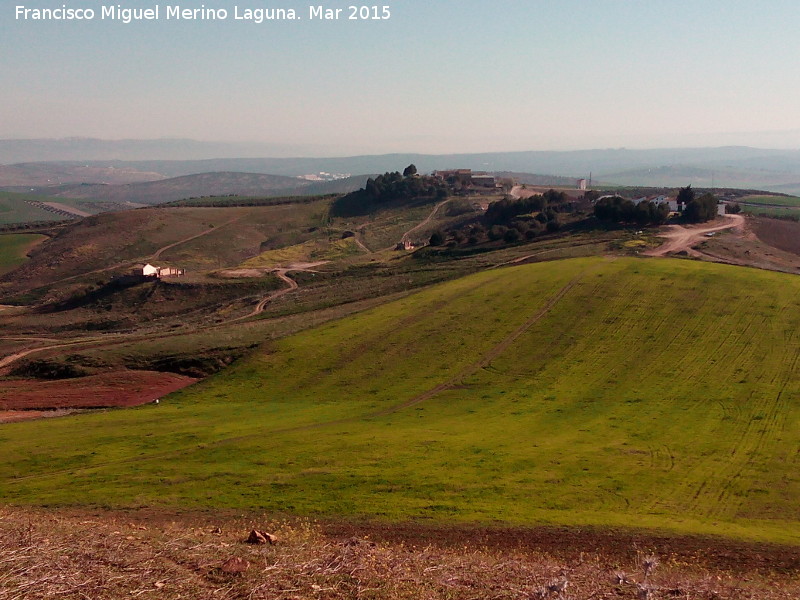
left=0, top=507, right=797, bottom=600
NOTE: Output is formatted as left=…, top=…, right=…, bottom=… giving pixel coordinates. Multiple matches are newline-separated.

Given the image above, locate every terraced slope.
left=0, top=257, right=798, bottom=543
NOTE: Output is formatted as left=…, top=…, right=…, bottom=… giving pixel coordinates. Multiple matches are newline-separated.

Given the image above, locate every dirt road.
left=233, top=261, right=328, bottom=321
left=352, top=235, right=371, bottom=253
left=150, top=217, right=239, bottom=261
left=401, top=200, right=449, bottom=243
left=645, top=214, right=744, bottom=257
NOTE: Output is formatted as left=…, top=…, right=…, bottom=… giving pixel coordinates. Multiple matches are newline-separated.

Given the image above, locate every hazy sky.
left=2, top=0, right=800, bottom=154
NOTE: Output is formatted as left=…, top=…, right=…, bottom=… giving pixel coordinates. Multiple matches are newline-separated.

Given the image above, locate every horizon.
left=3, top=1, right=800, bottom=155
left=2, top=136, right=800, bottom=162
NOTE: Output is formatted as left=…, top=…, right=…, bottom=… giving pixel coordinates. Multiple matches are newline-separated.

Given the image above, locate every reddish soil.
left=0, top=369, right=196, bottom=415
left=751, top=216, right=800, bottom=256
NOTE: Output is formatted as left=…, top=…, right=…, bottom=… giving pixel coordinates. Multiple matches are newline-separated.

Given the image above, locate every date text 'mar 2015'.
left=309, top=5, right=391, bottom=20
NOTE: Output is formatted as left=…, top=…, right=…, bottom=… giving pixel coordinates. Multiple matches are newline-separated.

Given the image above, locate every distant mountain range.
left=1, top=139, right=800, bottom=196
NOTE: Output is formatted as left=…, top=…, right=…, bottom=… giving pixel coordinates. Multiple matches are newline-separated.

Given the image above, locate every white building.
left=142, top=264, right=186, bottom=278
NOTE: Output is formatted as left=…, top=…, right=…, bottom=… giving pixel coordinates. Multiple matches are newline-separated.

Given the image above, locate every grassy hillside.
left=0, top=201, right=332, bottom=295
left=1, top=257, right=798, bottom=543
left=0, top=233, right=47, bottom=275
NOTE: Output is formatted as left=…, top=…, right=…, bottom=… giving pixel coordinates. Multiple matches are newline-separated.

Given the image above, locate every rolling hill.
left=7, top=172, right=370, bottom=207
left=0, top=257, right=797, bottom=544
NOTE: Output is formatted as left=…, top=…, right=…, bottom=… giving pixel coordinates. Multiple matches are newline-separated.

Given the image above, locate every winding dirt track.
left=150, top=218, right=239, bottom=261
left=234, top=268, right=299, bottom=321
left=0, top=339, right=101, bottom=371
left=401, top=200, right=449, bottom=244
left=645, top=214, right=744, bottom=257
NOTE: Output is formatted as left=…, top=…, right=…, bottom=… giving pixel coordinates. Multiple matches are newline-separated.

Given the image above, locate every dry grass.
left=0, top=507, right=797, bottom=599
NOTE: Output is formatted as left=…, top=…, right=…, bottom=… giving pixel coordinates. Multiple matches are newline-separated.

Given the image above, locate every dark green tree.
left=677, top=185, right=695, bottom=207
left=403, top=164, right=418, bottom=177
left=428, top=230, right=445, bottom=246
left=684, top=193, right=718, bottom=223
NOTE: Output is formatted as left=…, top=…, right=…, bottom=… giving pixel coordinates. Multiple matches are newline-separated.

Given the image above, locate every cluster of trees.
left=594, top=196, right=670, bottom=225
left=331, top=165, right=446, bottom=217
left=363, top=167, right=446, bottom=202
left=485, top=189, right=571, bottom=225
left=679, top=186, right=719, bottom=223
left=429, top=214, right=559, bottom=249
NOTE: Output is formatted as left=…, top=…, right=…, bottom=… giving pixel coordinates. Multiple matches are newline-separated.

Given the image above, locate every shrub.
left=429, top=230, right=445, bottom=246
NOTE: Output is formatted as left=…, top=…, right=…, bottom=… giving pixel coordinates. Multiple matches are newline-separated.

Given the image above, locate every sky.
left=2, top=0, right=800, bottom=155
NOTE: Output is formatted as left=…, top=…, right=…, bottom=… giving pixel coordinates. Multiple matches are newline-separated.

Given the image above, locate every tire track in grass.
left=370, top=263, right=600, bottom=417
left=708, top=314, right=799, bottom=518
left=643, top=289, right=756, bottom=517
left=709, top=346, right=798, bottom=519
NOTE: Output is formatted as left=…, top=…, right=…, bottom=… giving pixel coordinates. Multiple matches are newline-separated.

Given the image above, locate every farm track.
left=399, top=199, right=449, bottom=245
left=0, top=337, right=109, bottom=371
left=5, top=262, right=599, bottom=483
left=645, top=214, right=744, bottom=257
left=352, top=235, right=371, bottom=253
left=492, top=239, right=616, bottom=268
left=150, top=217, right=241, bottom=261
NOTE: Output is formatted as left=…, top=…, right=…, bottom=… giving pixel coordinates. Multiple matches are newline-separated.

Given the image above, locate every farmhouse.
left=141, top=263, right=186, bottom=278
left=633, top=195, right=680, bottom=212
left=395, top=240, right=414, bottom=251
left=471, top=174, right=498, bottom=188
left=432, top=169, right=500, bottom=189
left=433, top=169, right=473, bottom=183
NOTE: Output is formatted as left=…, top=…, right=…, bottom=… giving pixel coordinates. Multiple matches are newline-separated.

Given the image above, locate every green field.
left=1, top=257, right=798, bottom=543
left=739, top=195, right=800, bottom=220
left=0, top=233, right=47, bottom=275
left=741, top=205, right=800, bottom=220
left=740, top=194, right=800, bottom=207
left=0, top=191, right=67, bottom=225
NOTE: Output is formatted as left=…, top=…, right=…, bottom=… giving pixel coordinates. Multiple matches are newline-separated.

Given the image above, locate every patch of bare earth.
left=0, top=508, right=796, bottom=600
left=691, top=217, right=800, bottom=274
left=751, top=216, right=800, bottom=256
left=0, top=370, right=196, bottom=419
